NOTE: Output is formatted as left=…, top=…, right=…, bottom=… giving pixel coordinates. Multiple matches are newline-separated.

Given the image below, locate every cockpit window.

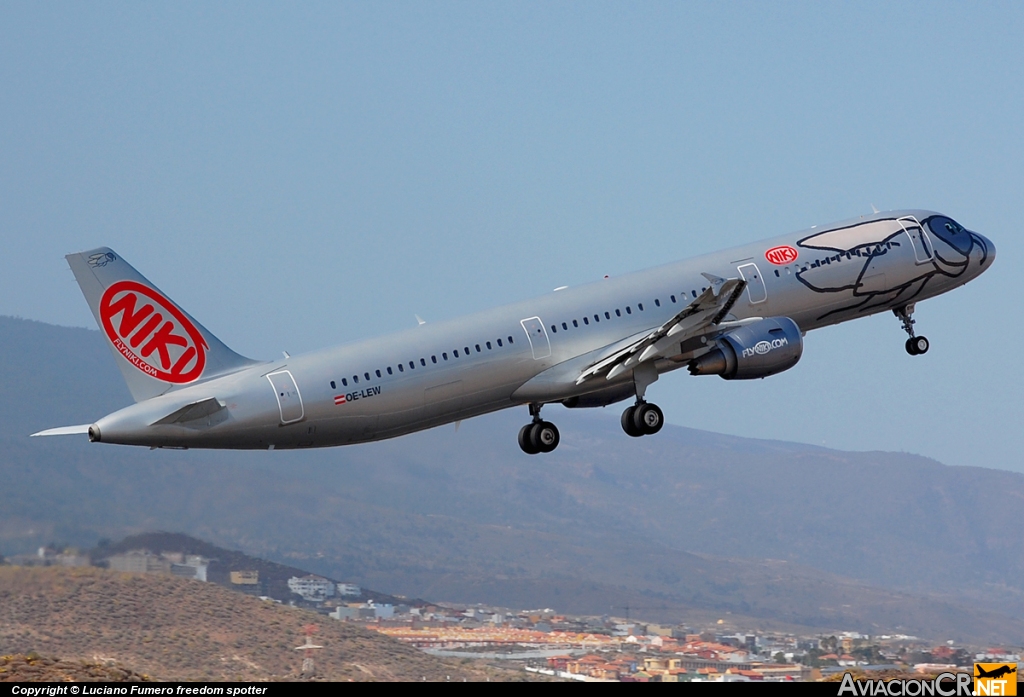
left=925, top=215, right=973, bottom=255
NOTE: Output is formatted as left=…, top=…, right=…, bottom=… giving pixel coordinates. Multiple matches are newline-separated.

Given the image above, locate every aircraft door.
left=737, top=263, right=767, bottom=304
left=897, top=216, right=934, bottom=264
left=266, top=370, right=304, bottom=424
left=520, top=316, right=552, bottom=359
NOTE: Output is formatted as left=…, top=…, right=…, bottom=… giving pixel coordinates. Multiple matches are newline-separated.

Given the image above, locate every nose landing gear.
left=895, top=304, right=929, bottom=356
left=518, top=403, right=560, bottom=455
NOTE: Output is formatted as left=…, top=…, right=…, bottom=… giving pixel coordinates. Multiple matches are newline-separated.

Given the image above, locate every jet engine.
left=687, top=317, right=803, bottom=380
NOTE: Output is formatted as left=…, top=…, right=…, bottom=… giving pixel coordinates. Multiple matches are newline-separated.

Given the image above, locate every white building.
left=337, top=583, right=361, bottom=596
left=288, top=575, right=335, bottom=601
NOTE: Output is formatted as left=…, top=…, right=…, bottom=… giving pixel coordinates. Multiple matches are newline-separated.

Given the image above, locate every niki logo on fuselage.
left=334, top=386, right=382, bottom=406
left=99, top=281, right=208, bottom=383
left=793, top=215, right=989, bottom=320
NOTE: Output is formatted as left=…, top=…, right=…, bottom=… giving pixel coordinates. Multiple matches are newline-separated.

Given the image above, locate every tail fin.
left=67, top=247, right=261, bottom=402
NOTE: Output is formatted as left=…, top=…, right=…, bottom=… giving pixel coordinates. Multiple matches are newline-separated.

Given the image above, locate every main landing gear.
left=895, top=304, right=929, bottom=356
left=620, top=361, right=664, bottom=438
left=518, top=403, right=560, bottom=455
left=621, top=401, right=664, bottom=438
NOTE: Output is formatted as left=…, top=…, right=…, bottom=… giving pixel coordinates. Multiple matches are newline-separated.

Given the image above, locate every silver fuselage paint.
left=91, top=210, right=994, bottom=449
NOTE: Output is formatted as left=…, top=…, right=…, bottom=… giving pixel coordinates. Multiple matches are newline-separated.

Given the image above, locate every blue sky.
left=2, top=2, right=1021, bottom=471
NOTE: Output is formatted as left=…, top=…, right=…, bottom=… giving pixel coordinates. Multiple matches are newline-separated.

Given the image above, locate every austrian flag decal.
left=765, top=245, right=799, bottom=265
left=98, top=281, right=208, bottom=383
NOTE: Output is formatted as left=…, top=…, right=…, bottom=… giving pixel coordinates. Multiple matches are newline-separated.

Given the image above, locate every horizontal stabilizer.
left=151, top=397, right=226, bottom=426
left=30, top=424, right=91, bottom=437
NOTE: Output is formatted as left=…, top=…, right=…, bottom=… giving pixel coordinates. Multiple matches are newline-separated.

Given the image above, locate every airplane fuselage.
left=81, top=209, right=993, bottom=451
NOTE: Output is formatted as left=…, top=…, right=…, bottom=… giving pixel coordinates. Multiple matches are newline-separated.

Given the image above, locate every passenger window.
left=497, top=339, right=503, bottom=347
left=443, top=352, right=448, bottom=360
left=419, top=359, right=425, bottom=366
left=605, top=312, right=611, bottom=319
left=486, top=342, right=492, bottom=350
left=387, top=367, right=393, bottom=375
left=654, top=299, right=660, bottom=307
left=342, top=378, right=348, bottom=387
left=375, top=369, right=381, bottom=378
left=398, top=364, right=404, bottom=372
left=432, top=355, right=437, bottom=364
left=453, top=350, right=459, bottom=358
left=464, top=347, right=470, bottom=355
left=364, top=372, right=370, bottom=381
left=410, top=361, right=415, bottom=369
left=551, top=325, right=557, bottom=333
left=692, top=290, right=697, bottom=298
left=562, top=322, right=568, bottom=330
left=508, top=336, right=513, bottom=343
left=626, top=306, right=632, bottom=314
left=573, top=319, right=578, bottom=327
left=353, top=375, right=359, bottom=384
left=671, top=295, right=676, bottom=303
left=594, top=314, right=600, bottom=323
left=583, top=317, right=589, bottom=325
left=330, top=381, right=336, bottom=389
left=638, top=303, right=644, bottom=311
left=475, top=344, right=481, bottom=352
left=615, top=309, right=621, bottom=317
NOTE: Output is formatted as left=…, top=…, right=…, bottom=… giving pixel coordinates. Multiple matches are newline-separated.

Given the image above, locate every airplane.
left=975, top=665, right=1016, bottom=680
left=32, top=210, right=994, bottom=455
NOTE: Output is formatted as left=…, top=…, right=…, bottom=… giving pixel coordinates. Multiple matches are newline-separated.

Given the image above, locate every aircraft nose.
left=977, top=233, right=996, bottom=268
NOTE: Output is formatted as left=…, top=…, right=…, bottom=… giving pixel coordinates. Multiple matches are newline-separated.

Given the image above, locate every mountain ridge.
left=2, top=315, right=1022, bottom=643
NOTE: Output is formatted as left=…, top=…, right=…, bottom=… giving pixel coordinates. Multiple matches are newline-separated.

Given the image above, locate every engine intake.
left=687, top=317, right=803, bottom=380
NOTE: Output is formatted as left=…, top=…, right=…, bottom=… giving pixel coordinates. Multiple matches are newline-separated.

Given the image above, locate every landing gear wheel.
left=633, top=402, right=664, bottom=435
left=518, top=424, right=540, bottom=455
left=621, top=406, right=643, bottom=437
left=530, top=421, right=560, bottom=453
left=905, top=336, right=930, bottom=356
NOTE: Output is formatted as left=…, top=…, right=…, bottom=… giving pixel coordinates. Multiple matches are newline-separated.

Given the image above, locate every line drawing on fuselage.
left=31, top=208, right=995, bottom=455
left=794, top=214, right=990, bottom=321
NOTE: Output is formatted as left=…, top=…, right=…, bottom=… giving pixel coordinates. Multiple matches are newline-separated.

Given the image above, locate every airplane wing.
left=575, top=273, right=748, bottom=385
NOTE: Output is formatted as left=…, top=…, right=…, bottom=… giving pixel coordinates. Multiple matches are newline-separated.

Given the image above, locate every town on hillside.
left=3, top=539, right=1020, bottom=683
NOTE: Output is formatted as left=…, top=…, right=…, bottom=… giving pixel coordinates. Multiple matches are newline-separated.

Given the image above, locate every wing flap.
left=576, top=275, right=747, bottom=385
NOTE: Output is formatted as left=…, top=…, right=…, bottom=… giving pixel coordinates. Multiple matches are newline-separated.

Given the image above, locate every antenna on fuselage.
left=415, top=315, right=426, bottom=326
left=871, top=203, right=880, bottom=214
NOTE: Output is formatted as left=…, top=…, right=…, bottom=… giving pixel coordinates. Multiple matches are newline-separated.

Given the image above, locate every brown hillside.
left=0, top=566, right=522, bottom=681
left=0, top=654, right=151, bottom=682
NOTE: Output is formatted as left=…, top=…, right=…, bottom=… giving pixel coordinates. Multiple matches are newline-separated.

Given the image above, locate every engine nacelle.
left=687, top=317, right=803, bottom=380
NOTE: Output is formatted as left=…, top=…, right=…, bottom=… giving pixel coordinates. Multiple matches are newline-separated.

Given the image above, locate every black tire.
left=621, top=406, right=642, bottom=437
left=905, top=338, right=918, bottom=356
left=518, top=424, right=539, bottom=454
left=912, top=336, right=929, bottom=355
left=531, top=421, right=560, bottom=453
left=634, top=402, right=664, bottom=435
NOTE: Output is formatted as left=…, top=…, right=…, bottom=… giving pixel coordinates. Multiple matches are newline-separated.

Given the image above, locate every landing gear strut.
left=518, top=403, right=560, bottom=455
left=895, top=304, right=929, bottom=356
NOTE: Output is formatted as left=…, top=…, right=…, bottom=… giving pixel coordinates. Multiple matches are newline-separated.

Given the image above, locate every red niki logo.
left=765, top=245, right=799, bottom=265
left=99, top=281, right=208, bottom=383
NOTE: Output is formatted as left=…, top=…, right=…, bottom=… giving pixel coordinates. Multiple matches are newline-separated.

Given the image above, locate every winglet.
left=701, top=273, right=727, bottom=297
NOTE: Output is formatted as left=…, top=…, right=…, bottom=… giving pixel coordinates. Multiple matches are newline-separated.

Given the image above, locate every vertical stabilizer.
left=66, top=248, right=261, bottom=402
